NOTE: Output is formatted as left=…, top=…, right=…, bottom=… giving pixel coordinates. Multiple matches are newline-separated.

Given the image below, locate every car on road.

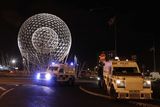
left=99, top=60, right=152, bottom=99
left=149, top=72, right=160, bottom=80
left=36, top=63, right=76, bottom=86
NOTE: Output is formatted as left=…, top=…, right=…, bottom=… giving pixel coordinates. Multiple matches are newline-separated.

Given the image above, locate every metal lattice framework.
left=18, top=13, right=71, bottom=67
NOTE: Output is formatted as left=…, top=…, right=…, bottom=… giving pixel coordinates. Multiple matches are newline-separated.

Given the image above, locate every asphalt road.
left=0, top=77, right=140, bottom=107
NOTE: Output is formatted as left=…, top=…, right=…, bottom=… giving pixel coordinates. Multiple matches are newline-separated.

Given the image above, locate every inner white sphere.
left=32, top=27, right=59, bottom=54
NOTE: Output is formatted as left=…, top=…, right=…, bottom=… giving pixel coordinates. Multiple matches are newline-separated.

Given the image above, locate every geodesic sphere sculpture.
left=18, top=13, right=71, bottom=66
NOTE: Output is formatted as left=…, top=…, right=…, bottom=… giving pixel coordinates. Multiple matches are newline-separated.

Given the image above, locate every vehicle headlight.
left=45, top=73, right=52, bottom=80
left=116, top=80, right=125, bottom=88
left=97, top=77, right=100, bottom=80
left=36, top=73, right=40, bottom=80
left=143, top=80, right=151, bottom=88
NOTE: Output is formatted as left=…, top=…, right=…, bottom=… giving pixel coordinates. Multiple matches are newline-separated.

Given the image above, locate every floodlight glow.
left=70, top=62, right=73, bottom=66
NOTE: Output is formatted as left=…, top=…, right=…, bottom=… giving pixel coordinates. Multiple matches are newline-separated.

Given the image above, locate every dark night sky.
left=0, top=0, right=159, bottom=70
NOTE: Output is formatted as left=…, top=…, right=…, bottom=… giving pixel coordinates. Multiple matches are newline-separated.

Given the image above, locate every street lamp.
left=11, top=59, right=16, bottom=64
left=11, top=59, right=17, bottom=68
left=152, top=40, right=156, bottom=72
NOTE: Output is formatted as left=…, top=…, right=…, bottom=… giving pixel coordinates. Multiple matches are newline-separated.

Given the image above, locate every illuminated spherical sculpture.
left=18, top=13, right=71, bottom=67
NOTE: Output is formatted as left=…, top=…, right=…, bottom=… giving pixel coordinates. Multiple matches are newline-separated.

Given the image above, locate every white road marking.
left=0, top=87, right=6, bottom=91
left=79, top=86, right=112, bottom=99
left=0, top=88, right=14, bottom=99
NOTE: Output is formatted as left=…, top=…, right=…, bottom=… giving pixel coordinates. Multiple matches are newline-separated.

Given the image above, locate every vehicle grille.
left=129, top=93, right=140, bottom=99
left=40, top=74, right=46, bottom=79
left=143, top=93, right=151, bottom=99
left=119, top=92, right=140, bottom=99
left=119, top=93, right=127, bottom=98
left=119, top=92, right=151, bottom=99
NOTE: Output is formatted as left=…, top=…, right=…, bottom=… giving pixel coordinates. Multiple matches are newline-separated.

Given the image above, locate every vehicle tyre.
left=110, top=85, right=118, bottom=99
left=68, top=78, right=75, bottom=86
left=103, top=82, right=109, bottom=95
left=98, top=78, right=104, bottom=88
left=98, top=80, right=102, bottom=88
left=103, top=82, right=107, bottom=90
left=50, top=77, right=58, bottom=87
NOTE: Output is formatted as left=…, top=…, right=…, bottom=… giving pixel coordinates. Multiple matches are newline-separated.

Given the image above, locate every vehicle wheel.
left=98, top=78, right=104, bottom=88
left=103, top=82, right=109, bottom=95
left=50, top=77, right=58, bottom=87
left=103, top=82, right=107, bottom=90
left=68, top=78, right=75, bottom=86
left=110, top=85, right=118, bottom=99
left=98, top=80, right=102, bottom=88
left=35, top=81, right=40, bottom=85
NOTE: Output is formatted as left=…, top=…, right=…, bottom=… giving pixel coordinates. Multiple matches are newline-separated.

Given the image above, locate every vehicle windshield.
left=112, top=67, right=141, bottom=76
left=49, top=66, right=59, bottom=71
left=59, top=68, right=64, bottom=73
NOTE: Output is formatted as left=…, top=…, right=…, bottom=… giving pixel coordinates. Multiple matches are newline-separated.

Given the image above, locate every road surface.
left=0, top=77, right=159, bottom=107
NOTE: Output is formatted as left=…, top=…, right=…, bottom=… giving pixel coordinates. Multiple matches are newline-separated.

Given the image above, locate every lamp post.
left=11, top=59, right=17, bottom=68
left=150, top=39, right=156, bottom=72
left=153, top=41, right=156, bottom=72
left=114, top=18, right=117, bottom=56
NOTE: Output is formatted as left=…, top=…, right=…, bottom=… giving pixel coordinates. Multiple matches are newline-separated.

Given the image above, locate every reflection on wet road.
left=0, top=84, right=136, bottom=107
